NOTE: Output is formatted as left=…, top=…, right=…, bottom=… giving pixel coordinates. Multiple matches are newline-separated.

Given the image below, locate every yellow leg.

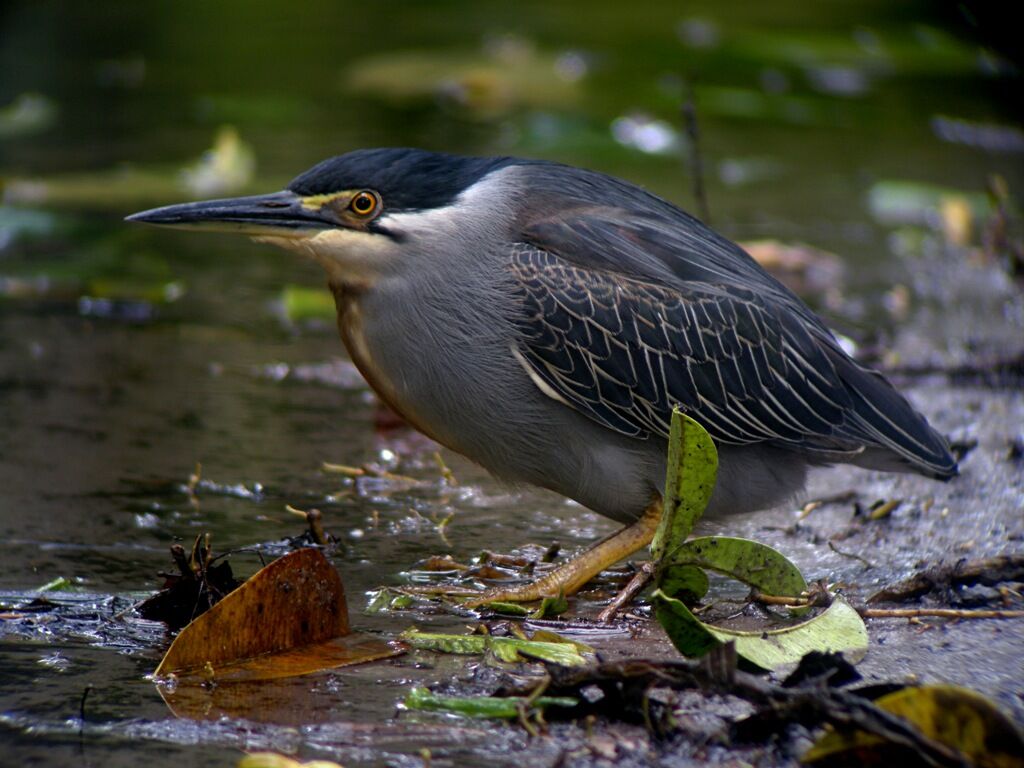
left=464, top=499, right=662, bottom=607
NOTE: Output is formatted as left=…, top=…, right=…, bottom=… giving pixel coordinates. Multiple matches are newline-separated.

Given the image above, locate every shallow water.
left=2, top=2, right=1022, bottom=766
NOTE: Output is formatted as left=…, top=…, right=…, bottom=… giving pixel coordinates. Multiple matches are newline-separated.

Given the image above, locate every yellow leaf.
left=804, top=684, right=1024, bottom=767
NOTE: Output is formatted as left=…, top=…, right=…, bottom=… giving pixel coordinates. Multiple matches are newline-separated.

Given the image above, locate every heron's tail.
left=832, top=351, right=958, bottom=480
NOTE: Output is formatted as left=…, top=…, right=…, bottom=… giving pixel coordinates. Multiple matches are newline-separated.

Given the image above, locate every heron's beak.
left=125, top=191, right=329, bottom=237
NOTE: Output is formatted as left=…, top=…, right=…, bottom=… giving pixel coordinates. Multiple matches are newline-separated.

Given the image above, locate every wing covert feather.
left=509, top=243, right=863, bottom=455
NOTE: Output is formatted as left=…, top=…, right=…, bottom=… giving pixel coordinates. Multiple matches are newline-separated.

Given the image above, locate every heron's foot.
left=463, top=499, right=662, bottom=608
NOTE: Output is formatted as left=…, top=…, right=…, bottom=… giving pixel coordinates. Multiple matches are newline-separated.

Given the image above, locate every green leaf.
left=528, top=594, right=569, bottom=619
left=651, top=588, right=722, bottom=659
left=658, top=564, right=709, bottom=603
left=650, top=408, right=868, bottom=670
left=653, top=590, right=868, bottom=670
left=651, top=409, right=718, bottom=562
left=528, top=629, right=596, bottom=655
left=365, top=588, right=414, bottom=613
left=479, top=600, right=530, bottom=616
left=403, top=686, right=578, bottom=719
left=667, top=536, right=809, bottom=615
left=399, top=628, right=592, bottom=667
left=35, top=576, right=73, bottom=592
left=400, top=628, right=490, bottom=655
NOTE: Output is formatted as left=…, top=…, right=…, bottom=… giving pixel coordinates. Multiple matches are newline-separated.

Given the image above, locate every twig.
left=170, top=543, right=191, bottom=577
left=798, top=501, right=822, bottom=519
left=433, top=510, right=455, bottom=547
left=79, top=684, right=92, bottom=731
left=751, top=593, right=810, bottom=606
left=525, top=676, right=551, bottom=707
left=868, top=499, right=901, bottom=520
left=752, top=581, right=831, bottom=608
left=800, top=490, right=858, bottom=518
left=750, top=590, right=1023, bottom=621
left=868, top=554, right=1024, bottom=603
left=597, top=561, right=655, bottom=623
left=322, top=462, right=366, bottom=476
left=286, top=504, right=328, bottom=545
left=77, top=683, right=92, bottom=755
left=321, top=461, right=419, bottom=483
left=432, top=451, right=458, bottom=486
left=185, top=461, right=202, bottom=496
left=861, top=607, right=1024, bottom=620
left=542, top=543, right=562, bottom=563
left=828, top=540, right=874, bottom=569
left=681, top=77, right=710, bottom=224
left=747, top=587, right=833, bottom=609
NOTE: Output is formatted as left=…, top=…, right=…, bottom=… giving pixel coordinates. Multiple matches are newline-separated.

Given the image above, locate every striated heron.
left=128, top=148, right=957, bottom=602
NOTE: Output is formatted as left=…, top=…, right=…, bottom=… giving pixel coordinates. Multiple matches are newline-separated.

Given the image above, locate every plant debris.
left=868, top=554, right=1024, bottom=604
left=540, top=644, right=1022, bottom=766
left=399, top=627, right=594, bottom=667
left=404, top=686, right=578, bottom=720
left=285, top=505, right=332, bottom=546
left=156, top=548, right=401, bottom=682
left=137, top=534, right=242, bottom=631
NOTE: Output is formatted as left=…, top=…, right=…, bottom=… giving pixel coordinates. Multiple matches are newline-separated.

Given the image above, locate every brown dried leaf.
left=158, top=638, right=402, bottom=717
left=415, top=554, right=469, bottom=571
left=156, top=548, right=353, bottom=678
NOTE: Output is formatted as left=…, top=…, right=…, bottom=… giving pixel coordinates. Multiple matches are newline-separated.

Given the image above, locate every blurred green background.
left=2, top=1, right=1020, bottom=221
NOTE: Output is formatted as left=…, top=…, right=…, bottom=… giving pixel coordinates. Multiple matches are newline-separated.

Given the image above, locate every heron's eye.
left=349, top=191, right=378, bottom=217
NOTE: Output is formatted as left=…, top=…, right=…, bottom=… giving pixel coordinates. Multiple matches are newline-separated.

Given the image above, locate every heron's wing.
left=509, top=243, right=859, bottom=452
left=521, top=205, right=830, bottom=333
left=508, top=241, right=957, bottom=477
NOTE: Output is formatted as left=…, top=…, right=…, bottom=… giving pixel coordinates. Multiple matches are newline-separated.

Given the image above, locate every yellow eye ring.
left=350, top=191, right=378, bottom=216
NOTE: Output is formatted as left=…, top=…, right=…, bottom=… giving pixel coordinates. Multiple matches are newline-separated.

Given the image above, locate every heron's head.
left=127, top=148, right=518, bottom=287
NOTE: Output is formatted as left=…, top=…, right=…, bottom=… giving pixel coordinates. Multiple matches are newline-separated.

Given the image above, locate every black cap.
left=287, top=148, right=516, bottom=213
